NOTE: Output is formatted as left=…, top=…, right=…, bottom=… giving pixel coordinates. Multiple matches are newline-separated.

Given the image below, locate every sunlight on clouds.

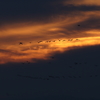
left=63, top=0, right=100, bottom=6
left=0, top=11, right=100, bottom=64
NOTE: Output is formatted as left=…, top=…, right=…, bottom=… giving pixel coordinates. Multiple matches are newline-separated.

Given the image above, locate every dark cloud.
left=67, top=16, right=100, bottom=33
left=0, top=0, right=100, bottom=25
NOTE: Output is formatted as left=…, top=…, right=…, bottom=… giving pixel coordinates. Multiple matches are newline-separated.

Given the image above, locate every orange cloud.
left=63, top=0, right=100, bottom=6
left=0, top=11, right=100, bottom=64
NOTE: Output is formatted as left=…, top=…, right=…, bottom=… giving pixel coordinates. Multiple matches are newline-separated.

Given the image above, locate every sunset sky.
left=0, top=0, right=100, bottom=100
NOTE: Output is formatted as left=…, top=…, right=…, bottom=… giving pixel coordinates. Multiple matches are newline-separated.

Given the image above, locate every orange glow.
left=63, top=0, right=100, bottom=6
left=0, top=11, right=100, bottom=64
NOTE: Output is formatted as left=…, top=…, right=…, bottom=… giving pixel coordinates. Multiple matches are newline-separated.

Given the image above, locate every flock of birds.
left=17, top=61, right=99, bottom=80
left=19, top=25, right=80, bottom=45
left=17, top=73, right=98, bottom=80
left=19, top=38, right=79, bottom=45
left=17, top=24, right=99, bottom=80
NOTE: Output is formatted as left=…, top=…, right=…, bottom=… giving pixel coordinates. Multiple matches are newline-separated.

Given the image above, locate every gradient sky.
left=0, top=0, right=100, bottom=100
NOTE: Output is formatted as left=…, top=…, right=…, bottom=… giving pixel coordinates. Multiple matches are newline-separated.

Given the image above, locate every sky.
left=0, top=0, right=100, bottom=100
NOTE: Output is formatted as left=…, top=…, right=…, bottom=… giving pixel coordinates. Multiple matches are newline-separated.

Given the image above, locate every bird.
left=38, top=77, right=42, bottom=79
left=78, top=25, right=80, bottom=26
left=26, top=61, right=30, bottom=64
left=46, top=78, right=49, bottom=80
left=74, top=62, right=78, bottom=65
left=68, top=76, right=72, bottom=78
left=51, top=57, right=54, bottom=59
left=24, top=76, right=33, bottom=79
left=19, top=42, right=23, bottom=45
left=6, top=93, right=9, bottom=96
left=90, top=75, right=92, bottom=77
left=17, top=74, right=22, bottom=77
left=48, top=62, right=51, bottom=64
left=95, top=75, right=98, bottom=77
left=43, top=78, right=47, bottom=80
left=48, top=76, right=54, bottom=78
left=55, top=76, right=60, bottom=78
left=69, top=66, right=72, bottom=68
left=73, top=76, right=76, bottom=78
left=95, top=64, right=98, bottom=67
left=62, top=76, right=65, bottom=78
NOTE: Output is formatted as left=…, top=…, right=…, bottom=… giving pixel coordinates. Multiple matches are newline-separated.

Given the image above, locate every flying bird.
left=26, top=61, right=30, bottom=64
left=73, top=76, right=76, bottom=78
left=55, top=76, right=60, bottom=78
left=51, top=57, right=54, bottom=59
left=74, top=62, right=78, bottom=65
left=62, top=76, right=65, bottom=78
left=69, top=66, right=72, bottom=68
left=68, top=76, right=72, bottom=78
left=95, top=75, right=98, bottom=77
left=19, top=42, right=23, bottom=45
left=6, top=93, right=9, bottom=96
left=90, top=75, right=92, bottom=77
left=48, top=76, right=54, bottom=78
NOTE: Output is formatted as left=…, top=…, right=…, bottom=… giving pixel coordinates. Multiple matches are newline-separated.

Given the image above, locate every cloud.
left=0, top=0, right=100, bottom=25
left=63, top=0, right=100, bottom=6
left=0, top=0, right=100, bottom=64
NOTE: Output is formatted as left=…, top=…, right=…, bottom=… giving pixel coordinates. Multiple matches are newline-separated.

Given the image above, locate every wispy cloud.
left=0, top=0, right=100, bottom=64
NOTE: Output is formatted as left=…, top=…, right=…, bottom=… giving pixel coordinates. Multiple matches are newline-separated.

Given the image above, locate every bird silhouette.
left=26, top=61, right=30, bottom=64
left=68, top=76, right=72, bottom=78
left=90, top=75, right=92, bottom=77
left=48, top=76, right=54, bottom=78
left=74, top=62, right=78, bottom=65
left=17, top=74, right=22, bottom=77
left=55, top=76, right=60, bottom=78
left=46, top=78, right=49, bottom=80
left=6, top=93, right=9, bottom=96
left=95, top=65, right=98, bottom=67
left=38, top=77, right=42, bottom=79
left=69, top=66, right=72, bottom=68
left=95, top=75, right=98, bottom=77
left=62, top=76, right=65, bottom=78
left=19, top=42, right=23, bottom=45
left=51, top=57, right=54, bottom=59
left=78, top=25, right=80, bottom=26
left=73, top=76, right=76, bottom=78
